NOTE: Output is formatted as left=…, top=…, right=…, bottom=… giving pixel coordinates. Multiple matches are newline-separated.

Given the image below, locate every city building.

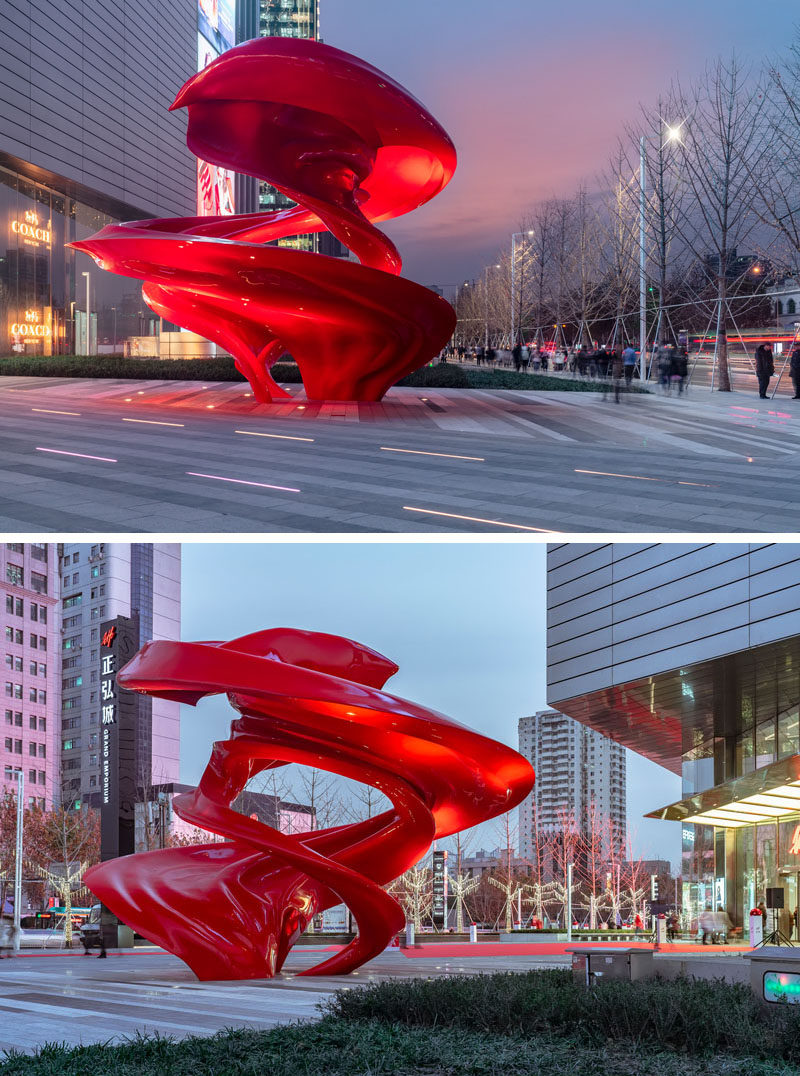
left=59, top=543, right=181, bottom=810
left=460, top=848, right=529, bottom=879
left=1, top=543, right=59, bottom=808
left=517, top=710, right=626, bottom=859
left=233, top=789, right=315, bottom=833
left=1, top=3, right=198, bottom=357
left=546, top=542, right=800, bottom=929
left=256, top=1, right=346, bottom=258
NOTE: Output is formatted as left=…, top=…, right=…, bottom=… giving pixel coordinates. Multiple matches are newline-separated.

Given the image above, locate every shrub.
left=323, top=968, right=800, bottom=1061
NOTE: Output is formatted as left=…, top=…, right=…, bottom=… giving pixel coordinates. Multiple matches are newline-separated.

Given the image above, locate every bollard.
left=405, top=922, right=415, bottom=948
left=469, top=923, right=477, bottom=944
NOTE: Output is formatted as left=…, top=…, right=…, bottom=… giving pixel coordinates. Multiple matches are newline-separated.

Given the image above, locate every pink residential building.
left=1, top=543, right=59, bottom=808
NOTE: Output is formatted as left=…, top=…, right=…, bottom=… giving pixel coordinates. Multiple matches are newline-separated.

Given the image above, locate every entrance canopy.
left=647, top=754, right=800, bottom=828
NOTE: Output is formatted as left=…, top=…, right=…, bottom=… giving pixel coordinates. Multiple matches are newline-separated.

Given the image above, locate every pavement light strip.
left=575, top=468, right=713, bottom=488
left=380, top=446, right=485, bottom=461
left=186, top=471, right=300, bottom=493
left=403, top=507, right=556, bottom=532
left=122, top=418, right=185, bottom=428
left=31, top=408, right=81, bottom=416
left=35, top=447, right=117, bottom=462
left=234, top=430, right=315, bottom=442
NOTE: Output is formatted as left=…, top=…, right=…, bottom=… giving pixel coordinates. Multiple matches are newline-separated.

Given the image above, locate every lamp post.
left=111, top=306, right=117, bottom=354
left=81, top=271, right=91, bottom=355
left=13, top=770, right=23, bottom=945
left=510, top=230, right=534, bottom=347
left=484, top=264, right=500, bottom=348
left=638, top=123, right=682, bottom=380
left=566, top=862, right=573, bottom=942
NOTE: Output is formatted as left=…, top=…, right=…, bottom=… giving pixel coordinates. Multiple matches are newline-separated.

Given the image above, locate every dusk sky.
left=320, top=1, right=799, bottom=289
left=178, top=542, right=682, bottom=867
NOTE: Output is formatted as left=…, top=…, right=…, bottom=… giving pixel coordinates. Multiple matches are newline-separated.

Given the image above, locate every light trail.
left=235, top=430, right=315, bottom=443
left=575, top=469, right=712, bottom=488
left=380, top=447, right=484, bottom=461
left=31, top=408, right=81, bottom=416
left=186, top=472, right=300, bottom=493
left=122, top=418, right=185, bottom=427
left=403, top=507, right=555, bottom=532
left=36, top=447, right=117, bottom=462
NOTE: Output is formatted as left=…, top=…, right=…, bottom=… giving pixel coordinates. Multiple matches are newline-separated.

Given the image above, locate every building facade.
left=59, top=543, right=181, bottom=810
left=547, top=542, right=800, bottom=928
left=1, top=543, right=59, bottom=808
left=1, top=2, right=198, bottom=357
left=517, top=710, right=626, bottom=859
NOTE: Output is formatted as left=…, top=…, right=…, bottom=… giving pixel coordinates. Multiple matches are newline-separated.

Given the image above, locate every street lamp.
left=639, top=123, right=682, bottom=379
left=510, top=230, right=534, bottom=347
left=13, top=770, right=23, bottom=947
left=81, top=270, right=91, bottom=355
left=484, top=264, right=500, bottom=348
left=110, top=306, right=117, bottom=354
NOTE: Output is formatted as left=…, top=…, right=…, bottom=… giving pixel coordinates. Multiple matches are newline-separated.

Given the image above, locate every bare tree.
left=670, top=55, right=769, bottom=390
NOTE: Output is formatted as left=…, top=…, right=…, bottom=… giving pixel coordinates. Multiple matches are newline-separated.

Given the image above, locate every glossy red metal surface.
left=69, top=39, right=457, bottom=402
left=83, top=628, right=534, bottom=980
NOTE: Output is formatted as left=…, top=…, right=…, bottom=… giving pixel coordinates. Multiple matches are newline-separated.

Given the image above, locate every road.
left=1, top=376, right=799, bottom=532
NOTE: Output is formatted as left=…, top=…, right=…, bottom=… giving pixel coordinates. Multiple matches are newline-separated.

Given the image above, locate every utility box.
left=568, top=947, right=655, bottom=986
left=746, top=947, right=800, bottom=1006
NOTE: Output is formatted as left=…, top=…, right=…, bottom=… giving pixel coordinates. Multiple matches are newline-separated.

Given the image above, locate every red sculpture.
left=84, top=628, right=534, bottom=980
left=70, top=40, right=457, bottom=402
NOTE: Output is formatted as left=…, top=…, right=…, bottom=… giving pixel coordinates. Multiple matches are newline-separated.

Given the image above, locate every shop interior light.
left=683, top=782, right=800, bottom=827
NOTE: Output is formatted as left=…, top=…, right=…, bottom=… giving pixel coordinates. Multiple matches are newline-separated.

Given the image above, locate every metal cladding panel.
left=1, top=0, right=196, bottom=217
left=546, top=544, right=800, bottom=769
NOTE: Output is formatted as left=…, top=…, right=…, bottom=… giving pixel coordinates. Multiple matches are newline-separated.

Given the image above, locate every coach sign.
left=98, top=615, right=139, bottom=948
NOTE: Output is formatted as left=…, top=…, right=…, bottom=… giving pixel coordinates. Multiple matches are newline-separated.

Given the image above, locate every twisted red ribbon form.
left=70, top=39, right=457, bottom=402
left=84, top=628, right=534, bottom=980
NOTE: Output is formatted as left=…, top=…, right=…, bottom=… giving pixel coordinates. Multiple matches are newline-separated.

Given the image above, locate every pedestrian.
left=659, top=346, right=673, bottom=393
left=611, top=349, right=624, bottom=403
left=512, top=343, right=522, bottom=372
left=755, top=343, right=774, bottom=399
left=634, top=912, right=643, bottom=934
left=486, top=346, right=496, bottom=366
left=671, top=346, right=688, bottom=395
left=699, top=904, right=715, bottom=945
left=790, top=345, right=800, bottom=399
left=520, top=345, right=530, bottom=373
left=540, top=351, right=548, bottom=372
left=622, top=343, right=637, bottom=386
left=0, top=919, right=11, bottom=959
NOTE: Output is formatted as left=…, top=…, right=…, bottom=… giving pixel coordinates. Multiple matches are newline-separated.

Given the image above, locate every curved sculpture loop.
left=70, top=40, right=457, bottom=402
left=83, top=628, right=534, bottom=980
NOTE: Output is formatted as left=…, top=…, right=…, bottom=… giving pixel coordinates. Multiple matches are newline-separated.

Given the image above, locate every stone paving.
left=1, top=376, right=799, bottom=532
left=0, top=946, right=568, bottom=1054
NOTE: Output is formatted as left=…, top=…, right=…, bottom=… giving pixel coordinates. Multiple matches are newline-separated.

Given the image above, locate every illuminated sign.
left=196, top=29, right=236, bottom=217
left=432, top=849, right=448, bottom=928
left=764, top=971, right=800, bottom=1003
left=102, top=626, right=117, bottom=648
left=788, top=824, right=800, bottom=856
left=10, top=309, right=51, bottom=337
left=11, top=210, right=51, bottom=246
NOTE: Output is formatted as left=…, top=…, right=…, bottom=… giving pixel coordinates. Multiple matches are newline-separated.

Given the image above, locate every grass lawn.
left=0, top=355, right=645, bottom=393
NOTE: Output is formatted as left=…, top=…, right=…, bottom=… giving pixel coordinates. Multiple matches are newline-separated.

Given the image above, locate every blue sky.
left=179, top=541, right=682, bottom=866
left=319, top=1, right=799, bottom=287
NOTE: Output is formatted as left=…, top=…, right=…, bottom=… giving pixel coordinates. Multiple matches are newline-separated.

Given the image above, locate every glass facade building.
left=547, top=543, right=800, bottom=933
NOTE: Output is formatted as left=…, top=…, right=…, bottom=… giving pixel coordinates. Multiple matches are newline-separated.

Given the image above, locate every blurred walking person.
left=790, top=344, right=800, bottom=399
left=755, top=342, right=774, bottom=399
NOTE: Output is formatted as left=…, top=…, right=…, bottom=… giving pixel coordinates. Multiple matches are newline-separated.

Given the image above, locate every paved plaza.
left=0, top=945, right=570, bottom=1054
left=1, top=377, right=799, bottom=532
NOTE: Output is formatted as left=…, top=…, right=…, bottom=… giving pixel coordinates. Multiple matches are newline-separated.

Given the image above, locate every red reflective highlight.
left=84, top=628, right=534, bottom=980
left=69, top=39, right=457, bottom=403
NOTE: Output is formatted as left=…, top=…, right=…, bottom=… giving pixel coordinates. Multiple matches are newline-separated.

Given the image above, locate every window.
left=14, top=741, right=22, bottom=755
left=4, top=711, right=10, bottom=725
left=38, top=718, right=45, bottom=732
left=13, top=657, right=21, bottom=673
left=38, top=771, right=45, bottom=785
left=62, top=739, right=80, bottom=752
left=63, top=698, right=79, bottom=710
left=29, top=662, right=36, bottom=676
left=15, top=598, right=22, bottom=617
left=90, top=629, right=98, bottom=642
left=72, top=553, right=79, bottom=564
left=28, top=688, right=36, bottom=703
left=29, top=743, right=37, bottom=756
left=790, top=299, right=797, bottom=315
left=5, top=543, right=23, bottom=554
left=5, top=683, right=12, bottom=697
left=39, top=606, right=46, bottom=625
left=30, top=544, right=47, bottom=563
left=29, top=769, right=36, bottom=784
left=89, top=775, right=96, bottom=787
left=63, top=594, right=81, bottom=609
left=13, top=685, right=21, bottom=699
left=5, top=565, right=23, bottom=586
left=39, top=636, right=46, bottom=650
left=28, top=716, right=36, bottom=730
left=89, top=753, right=97, bottom=766
left=3, top=656, right=10, bottom=669
left=778, top=300, right=784, bottom=316
left=37, top=744, right=45, bottom=758
left=64, top=758, right=78, bottom=770
left=63, top=637, right=80, bottom=652
left=62, top=718, right=79, bottom=731
left=90, top=566, right=99, bottom=579
left=29, top=634, right=37, bottom=649
left=90, top=670, right=97, bottom=683
left=4, top=738, right=11, bottom=752
left=14, top=713, right=21, bottom=727
left=4, top=628, right=11, bottom=642
left=29, top=603, right=38, bottom=622
left=30, top=573, right=47, bottom=595
left=4, top=596, right=11, bottom=615
left=38, top=664, right=45, bottom=677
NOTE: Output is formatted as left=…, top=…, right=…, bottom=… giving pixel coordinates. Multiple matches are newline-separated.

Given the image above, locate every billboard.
left=198, top=0, right=236, bottom=54
left=196, top=29, right=236, bottom=216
